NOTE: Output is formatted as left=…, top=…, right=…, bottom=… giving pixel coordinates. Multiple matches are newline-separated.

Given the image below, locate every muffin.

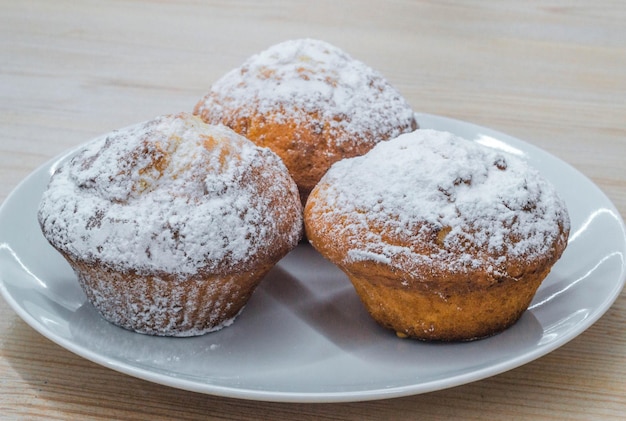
left=194, top=38, right=418, bottom=204
left=38, top=113, right=303, bottom=336
left=304, top=129, right=570, bottom=341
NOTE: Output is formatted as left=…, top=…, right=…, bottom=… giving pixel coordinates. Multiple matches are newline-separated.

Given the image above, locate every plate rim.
left=1, top=112, right=625, bottom=403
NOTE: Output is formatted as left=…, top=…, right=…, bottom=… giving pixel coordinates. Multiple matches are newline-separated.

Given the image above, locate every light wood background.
left=1, top=1, right=625, bottom=419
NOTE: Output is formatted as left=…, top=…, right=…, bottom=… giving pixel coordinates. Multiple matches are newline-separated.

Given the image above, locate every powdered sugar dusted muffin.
left=194, top=38, right=418, bottom=204
left=304, top=129, right=570, bottom=341
left=38, top=113, right=303, bottom=336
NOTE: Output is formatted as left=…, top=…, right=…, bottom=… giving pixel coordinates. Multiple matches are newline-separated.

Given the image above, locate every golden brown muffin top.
left=305, top=129, right=570, bottom=286
left=194, top=38, right=417, bottom=202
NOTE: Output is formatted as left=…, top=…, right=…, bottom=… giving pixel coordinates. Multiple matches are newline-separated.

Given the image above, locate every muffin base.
left=68, top=257, right=274, bottom=337
left=347, top=268, right=551, bottom=342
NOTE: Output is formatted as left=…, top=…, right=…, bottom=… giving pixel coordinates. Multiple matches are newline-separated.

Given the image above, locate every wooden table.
left=1, top=1, right=625, bottom=419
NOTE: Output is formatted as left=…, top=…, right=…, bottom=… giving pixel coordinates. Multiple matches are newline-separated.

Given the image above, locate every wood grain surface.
left=1, top=1, right=625, bottom=419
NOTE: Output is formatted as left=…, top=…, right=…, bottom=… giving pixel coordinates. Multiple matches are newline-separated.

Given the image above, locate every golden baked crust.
left=38, top=113, right=303, bottom=336
left=194, top=38, right=417, bottom=204
left=338, top=255, right=557, bottom=341
left=304, top=129, right=570, bottom=341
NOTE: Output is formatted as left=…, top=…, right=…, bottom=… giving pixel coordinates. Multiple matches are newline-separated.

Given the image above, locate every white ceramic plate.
left=1, top=113, right=624, bottom=403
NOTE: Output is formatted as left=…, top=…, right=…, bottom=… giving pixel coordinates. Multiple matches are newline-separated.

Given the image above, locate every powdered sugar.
left=38, top=113, right=303, bottom=278
left=307, top=129, right=570, bottom=276
left=194, top=38, right=417, bottom=148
